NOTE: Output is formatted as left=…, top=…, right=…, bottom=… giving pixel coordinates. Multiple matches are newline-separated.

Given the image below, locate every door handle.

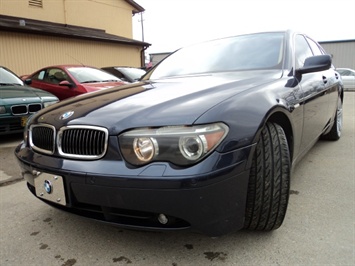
left=322, top=76, right=328, bottom=84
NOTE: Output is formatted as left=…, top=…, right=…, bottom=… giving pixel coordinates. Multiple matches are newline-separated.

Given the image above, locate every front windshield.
left=149, top=32, right=285, bottom=79
left=119, top=68, right=146, bottom=80
left=67, top=67, right=122, bottom=83
left=0, top=67, right=24, bottom=85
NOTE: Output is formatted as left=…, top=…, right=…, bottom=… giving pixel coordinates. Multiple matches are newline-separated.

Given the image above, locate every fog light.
left=158, top=213, right=168, bottom=224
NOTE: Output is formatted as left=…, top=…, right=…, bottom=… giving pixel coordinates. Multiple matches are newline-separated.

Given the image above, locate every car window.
left=149, top=32, right=285, bottom=79
left=107, top=69, right=125, bottom=79
left=295, top=35, right=314, bottom=69
left=67, top=67, right=121, bottom=83
left=337, top=69, right=354, bottom=76
left=32, top=68, right=68, bottom=85
left=32, top=70, right=46, bottom=81
left=47, top=69, right=69, bottom=84
left=0, top=67, right=24, bottom=85
left=119, top=68, right=146, bottom=80
left=306, top=37, right=324, bottom=56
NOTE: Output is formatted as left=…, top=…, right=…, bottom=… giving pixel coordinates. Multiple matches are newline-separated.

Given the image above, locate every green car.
left=0, top=66, right=59, bottom=135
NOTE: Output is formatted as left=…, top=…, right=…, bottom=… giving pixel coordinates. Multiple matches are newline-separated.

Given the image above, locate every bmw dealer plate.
left=34, top=172, right=66, bottom=206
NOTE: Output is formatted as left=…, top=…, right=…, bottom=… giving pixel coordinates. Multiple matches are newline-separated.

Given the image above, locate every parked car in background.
left=101, top=66, right=146, bottom=83
left=0, top=66, right=58, bottom=135
left=23, top=65, right=126, bottom=100
left=15, top=30, right=343, bottom=236
left=336, top=68, right=355, bottom=90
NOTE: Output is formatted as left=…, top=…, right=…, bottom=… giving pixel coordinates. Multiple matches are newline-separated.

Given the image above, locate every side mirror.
left=59, top=80, right=74, bottom=88
left=24, top=79, right=32, bottom=85
left=296, top=54, right=332, bottom=75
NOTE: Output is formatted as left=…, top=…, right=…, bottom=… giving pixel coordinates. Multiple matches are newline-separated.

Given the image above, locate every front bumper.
left=15, top=142, right=253, bottom=236
left=0, top=116, right=27, bottom=135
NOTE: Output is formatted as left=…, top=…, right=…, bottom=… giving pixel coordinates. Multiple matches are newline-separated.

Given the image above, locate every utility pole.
left=140, top=12, right=145, bottom=42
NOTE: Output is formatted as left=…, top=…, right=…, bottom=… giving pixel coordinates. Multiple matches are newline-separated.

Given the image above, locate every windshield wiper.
left=0, top=83, right=23, bottom=86
left=81, top=80, right=101, bottom=84
left=101, top=79, right=120, bottom=82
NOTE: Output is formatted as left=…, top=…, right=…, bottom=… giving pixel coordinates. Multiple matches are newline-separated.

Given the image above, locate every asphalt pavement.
left=0, top=92, right=354, bottom=265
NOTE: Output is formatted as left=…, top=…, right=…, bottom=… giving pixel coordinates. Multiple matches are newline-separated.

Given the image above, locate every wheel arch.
left=266, top=111, right=294, bottom=162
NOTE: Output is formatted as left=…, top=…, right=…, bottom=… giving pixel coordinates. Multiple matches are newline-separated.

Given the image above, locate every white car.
left=337, top=68, right=355, bottom=90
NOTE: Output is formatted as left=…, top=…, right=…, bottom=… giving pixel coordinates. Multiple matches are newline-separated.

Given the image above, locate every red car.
left=23, top=65, right=126, bottom=100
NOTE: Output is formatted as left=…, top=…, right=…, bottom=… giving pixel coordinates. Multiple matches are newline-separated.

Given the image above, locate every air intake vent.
left=29, top=0, right=43, bottom=8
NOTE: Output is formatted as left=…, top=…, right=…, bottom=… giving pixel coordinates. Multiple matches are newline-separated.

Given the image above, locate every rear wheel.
left=244, top=122, right=290, bottom=231
left=322, top=96, right=343, bottom=141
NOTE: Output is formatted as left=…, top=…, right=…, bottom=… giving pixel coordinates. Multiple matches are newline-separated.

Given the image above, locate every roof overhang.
left=0, top=15, right=150, bottom=48
left=125, top=0, right=145, bottom=14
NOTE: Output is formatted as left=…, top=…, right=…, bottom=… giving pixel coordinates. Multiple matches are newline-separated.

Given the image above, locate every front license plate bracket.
left=34, top=172, right=67, bottom=206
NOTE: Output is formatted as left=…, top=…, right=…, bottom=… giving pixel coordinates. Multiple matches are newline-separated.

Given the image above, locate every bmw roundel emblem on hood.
left=60, top=111, right=74, bottom=120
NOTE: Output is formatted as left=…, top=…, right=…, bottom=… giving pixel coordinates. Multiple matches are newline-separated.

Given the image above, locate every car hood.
left=0, top=85, right=57, bottom=104
left=34, top=71, right=282, bottom=134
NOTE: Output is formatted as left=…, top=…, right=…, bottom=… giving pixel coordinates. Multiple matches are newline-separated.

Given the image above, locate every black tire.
left=244, top=122, right=291, bottom=231
left=321, top=96, right=343, bottom=141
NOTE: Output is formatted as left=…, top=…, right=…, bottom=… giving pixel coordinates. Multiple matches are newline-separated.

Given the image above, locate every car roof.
left=43, top=64, right=96, bottom=69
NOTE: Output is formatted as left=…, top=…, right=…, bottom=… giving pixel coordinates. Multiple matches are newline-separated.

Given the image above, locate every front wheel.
left=244, top=122, right=291, bottom=231
left=321, top=96, right=343, bottom=141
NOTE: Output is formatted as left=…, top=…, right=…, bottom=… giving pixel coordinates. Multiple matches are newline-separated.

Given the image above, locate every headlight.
left=119, top=123, right=229, bottom=166
left=133, top=137, right=159, bottom=162
left=43, top=101, right=58, bottom=108
left=0, top=106, right=6, bottom=114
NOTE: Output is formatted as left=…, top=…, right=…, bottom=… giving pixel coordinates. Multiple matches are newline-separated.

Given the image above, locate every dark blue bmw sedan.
left=15, top=30, right=343, bottom=236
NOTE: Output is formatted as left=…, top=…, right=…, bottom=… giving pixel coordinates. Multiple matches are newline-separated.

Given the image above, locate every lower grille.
left=0, top=118, right=23, bottom=135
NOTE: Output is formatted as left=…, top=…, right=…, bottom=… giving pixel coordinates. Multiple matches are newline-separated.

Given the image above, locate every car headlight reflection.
left=119, top=123, right=229, bottom=166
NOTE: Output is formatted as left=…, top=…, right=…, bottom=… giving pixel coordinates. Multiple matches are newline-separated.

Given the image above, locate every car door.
left=30, top=68, right=77, bottom=100
left=295, top=35, right=330, bottom=152
left=305, top=37, right=340, bottom=123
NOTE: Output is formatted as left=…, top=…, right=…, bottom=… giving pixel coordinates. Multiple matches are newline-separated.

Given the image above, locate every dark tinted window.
left=150, top=32, right=285, bottom=79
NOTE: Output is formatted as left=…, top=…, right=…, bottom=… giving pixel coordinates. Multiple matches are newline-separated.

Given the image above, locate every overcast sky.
left=132, top=0, right=355, bottom=54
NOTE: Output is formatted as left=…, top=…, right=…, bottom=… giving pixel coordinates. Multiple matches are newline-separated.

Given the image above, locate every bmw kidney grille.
left=29, top=124, right=108, bottom=159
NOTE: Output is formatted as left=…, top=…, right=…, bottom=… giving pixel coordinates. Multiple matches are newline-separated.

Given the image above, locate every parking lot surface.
left=0, top=93, right=354, bottom=265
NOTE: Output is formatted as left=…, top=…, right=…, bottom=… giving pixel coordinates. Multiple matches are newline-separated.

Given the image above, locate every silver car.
left=337, top=68, right=355, bottom=90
